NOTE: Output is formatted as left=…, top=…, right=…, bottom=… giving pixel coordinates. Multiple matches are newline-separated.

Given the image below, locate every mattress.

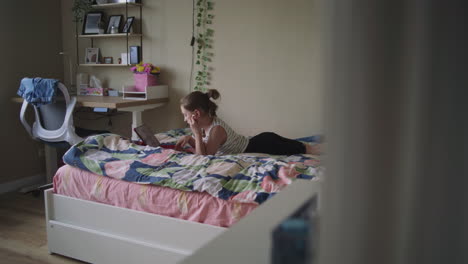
left=53, top=165, right=258, bottom=227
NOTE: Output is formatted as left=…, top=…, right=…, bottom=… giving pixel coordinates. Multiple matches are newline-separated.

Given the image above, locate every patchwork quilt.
left=63, top=130, right=322, bottom=204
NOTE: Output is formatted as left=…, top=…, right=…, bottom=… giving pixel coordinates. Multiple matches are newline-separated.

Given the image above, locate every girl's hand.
left=187, top=114, right=202, bottom=137
left=175, top=135, right=193, bottom=151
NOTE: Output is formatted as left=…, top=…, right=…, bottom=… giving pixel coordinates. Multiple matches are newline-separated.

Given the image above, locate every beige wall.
left=0, top=1, right=63, bottom=184
left=213, top=0, right=322, bottom=138
left=61, top=0, right=322, bottom=139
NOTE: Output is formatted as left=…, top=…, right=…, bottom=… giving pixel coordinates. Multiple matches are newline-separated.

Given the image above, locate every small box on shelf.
left=122, top=85, right=168, bottom=100
left=108, top=89, right=120, bottom=97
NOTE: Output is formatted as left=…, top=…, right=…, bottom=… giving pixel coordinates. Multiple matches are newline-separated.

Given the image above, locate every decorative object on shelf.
left=121, top=53, right=129, bottom=65
left=130, top=62, right=161, bottom=92
left=103, top=57, right=113, bottom=64
left=108, top=89, right=119, bottom=97
left=193, top=0, right=215, bottom=92
left=122, top=16, right=135, bottom=33
left=129, top=46, right=141, bottom=65
left=130, top=62, right=161, bottom=75
left=110, top=26, right=118, bottom=34
left=82, top=12, right=104, bottom=34
left=85, top=48, right=100, bottom=64
left=118, top=58, right=122, bottom=64
left=72, top=0, right=93, bottom=22
left=76, top=72, right=89, bottom=92
left=106, top=15, right=123, bottom=34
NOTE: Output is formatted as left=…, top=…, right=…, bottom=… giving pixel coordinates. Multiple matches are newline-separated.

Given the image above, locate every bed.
left=44, top=129, right=322, bottom=264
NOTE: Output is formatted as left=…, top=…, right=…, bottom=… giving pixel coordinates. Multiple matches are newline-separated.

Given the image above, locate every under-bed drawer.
left=48, top=220, right=186, bottom=264
left=44, top=189, right=226, bottom=256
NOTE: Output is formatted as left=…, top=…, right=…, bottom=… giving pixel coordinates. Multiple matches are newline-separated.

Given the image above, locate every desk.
left=76, top=96, right=169, bottom=140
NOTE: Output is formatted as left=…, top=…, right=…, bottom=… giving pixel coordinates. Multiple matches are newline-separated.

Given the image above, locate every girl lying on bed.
left=175, top=89, right=321, bottom=156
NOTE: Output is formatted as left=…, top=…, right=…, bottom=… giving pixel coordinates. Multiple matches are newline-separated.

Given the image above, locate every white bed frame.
left=44, top=189, right=226, bottom=264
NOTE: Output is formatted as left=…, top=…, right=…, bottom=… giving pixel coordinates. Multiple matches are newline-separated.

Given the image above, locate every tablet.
left=134, top=124, right=160, bottom=147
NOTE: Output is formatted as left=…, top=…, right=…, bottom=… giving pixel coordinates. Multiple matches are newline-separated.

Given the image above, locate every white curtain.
left=317, top=0, right=468, bottom=263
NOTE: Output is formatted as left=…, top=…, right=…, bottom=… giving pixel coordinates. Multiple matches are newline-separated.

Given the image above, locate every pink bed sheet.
left=53, top=165, right=258, bottom=227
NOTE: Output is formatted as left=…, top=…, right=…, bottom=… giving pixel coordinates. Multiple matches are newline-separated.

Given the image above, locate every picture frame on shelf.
left=106, top=15, right=123, bottom=34
left=129, top=46, right=141, bottom=65
left=83, top=12, right=104, bottom=35
left=103, top=57, right=113, bottom=64
left=85, top=48, right=100, bottom=64
left=122, top=17, right=135, bottom=33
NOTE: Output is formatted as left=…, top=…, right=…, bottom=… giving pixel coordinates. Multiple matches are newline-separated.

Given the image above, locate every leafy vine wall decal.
left=193, top=0, right=214, bottom=92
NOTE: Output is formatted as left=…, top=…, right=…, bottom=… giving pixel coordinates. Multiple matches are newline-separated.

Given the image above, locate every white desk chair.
left=19, top=83, right=83, bottom=193
left=20, top=83, right=83, bottom=146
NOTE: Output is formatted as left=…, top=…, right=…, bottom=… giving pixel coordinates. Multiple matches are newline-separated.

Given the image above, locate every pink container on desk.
left=133, top=73, right=158, bottom=92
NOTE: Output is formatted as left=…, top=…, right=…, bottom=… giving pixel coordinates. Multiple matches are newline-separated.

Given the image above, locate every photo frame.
left=107, top=15, right=123, bottom=34
left=129, top=46, right=141, bottom=65
left=122, top=17, right=135, bottom=33
left=85, top=48, right=100, bottom=64
left=103, top=57, right=113, bottom=64
left=83, top=12, right=104, bottom=35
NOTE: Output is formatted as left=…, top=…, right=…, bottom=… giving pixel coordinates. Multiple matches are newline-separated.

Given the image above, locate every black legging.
left=244, top=132, right=306, bottom=155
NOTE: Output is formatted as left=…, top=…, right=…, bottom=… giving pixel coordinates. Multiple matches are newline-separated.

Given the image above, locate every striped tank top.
left=202, top=117, right=249, bottom=155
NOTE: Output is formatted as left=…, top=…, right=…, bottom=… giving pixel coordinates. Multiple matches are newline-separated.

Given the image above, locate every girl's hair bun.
left=207, top=89, right=220, bottom=100
left=180, top=89, right=221, bottom=117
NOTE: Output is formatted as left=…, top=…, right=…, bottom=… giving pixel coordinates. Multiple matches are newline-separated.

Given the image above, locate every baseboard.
left=0, top=174, right=45, bottom=194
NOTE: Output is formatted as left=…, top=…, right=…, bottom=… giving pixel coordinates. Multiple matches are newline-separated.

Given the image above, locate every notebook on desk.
left=134, top=124, right=160, bottom=147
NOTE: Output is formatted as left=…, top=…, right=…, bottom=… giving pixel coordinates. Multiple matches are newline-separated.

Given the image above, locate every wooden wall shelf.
left=91, top=3, right=142, bottom=9
left=79, top=64, right=130, bottom=67
left=78, top=33, right=142, bottom=38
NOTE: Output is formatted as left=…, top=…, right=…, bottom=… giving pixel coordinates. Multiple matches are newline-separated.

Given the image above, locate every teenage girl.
left=175, top=89, right=321, bottom=156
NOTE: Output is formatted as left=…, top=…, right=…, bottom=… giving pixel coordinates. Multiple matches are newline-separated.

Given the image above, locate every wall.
left=213, top=0, right=322, bottom=138
left=61, top=0, right=322, bottom=139
left=0, top=1, right=63, bottom=184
